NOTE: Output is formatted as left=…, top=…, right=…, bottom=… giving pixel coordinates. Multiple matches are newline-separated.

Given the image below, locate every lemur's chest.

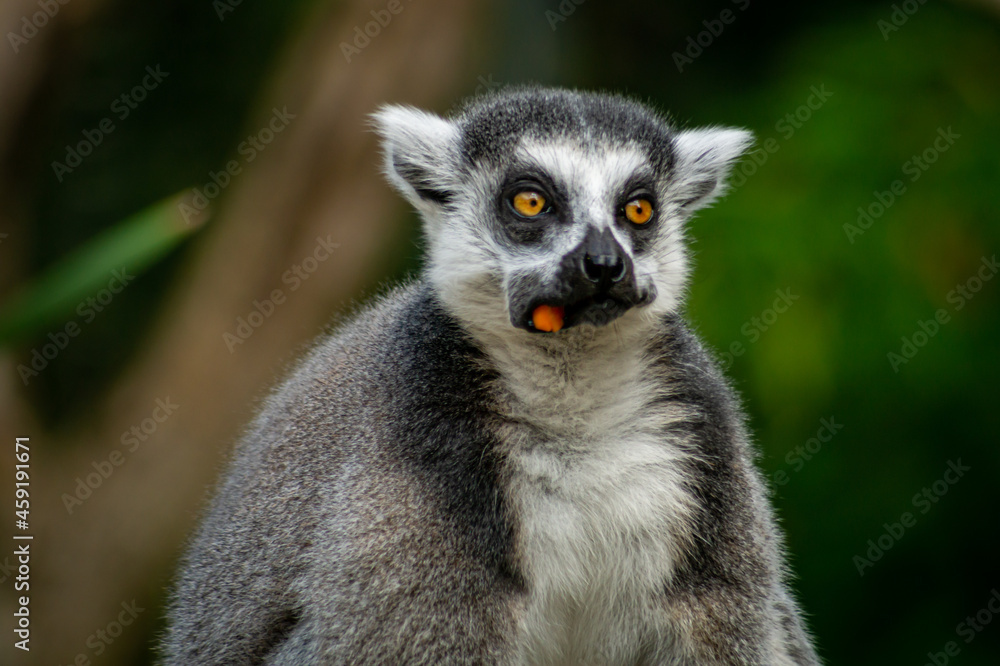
left=494, top=354, right=695, bottom=665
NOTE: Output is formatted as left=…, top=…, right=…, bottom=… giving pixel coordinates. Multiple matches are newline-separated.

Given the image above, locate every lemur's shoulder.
left=224, top=279, right=493, bottom=482
left=240, top=277, right=511, bottom=549
left=647, top=313, right=750, bottom=439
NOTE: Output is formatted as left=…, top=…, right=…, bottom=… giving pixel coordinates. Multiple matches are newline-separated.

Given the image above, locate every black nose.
left=579, top=227, right=629, bottom=288
left=582, top=252, right=626, bottom=284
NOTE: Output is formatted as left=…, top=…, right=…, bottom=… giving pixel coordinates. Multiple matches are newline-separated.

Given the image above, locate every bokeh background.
left=1, top=0, right=998, bottom=663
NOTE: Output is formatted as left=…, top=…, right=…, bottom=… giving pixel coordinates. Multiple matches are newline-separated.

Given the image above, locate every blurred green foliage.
left=0, top=194, right=204, bottom=345
left=683, top=8, right=1000, bottom=664
left=20, top=0, right=316, bottom=423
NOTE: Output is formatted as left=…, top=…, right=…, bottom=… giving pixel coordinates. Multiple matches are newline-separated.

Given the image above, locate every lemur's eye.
left=512, top=190, right=547, bottom=218
left=624, top=198, right=653, bottom=225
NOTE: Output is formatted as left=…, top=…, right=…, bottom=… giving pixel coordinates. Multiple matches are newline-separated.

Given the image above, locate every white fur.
left=371, top=105, right=461, bottom=223
left=668, top=127, right=754, bottom=212
left=483, top=324, right=699, bottom=665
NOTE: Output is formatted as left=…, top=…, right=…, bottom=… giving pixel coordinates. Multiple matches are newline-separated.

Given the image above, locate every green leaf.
left=0, top=193, right=207, bottom=346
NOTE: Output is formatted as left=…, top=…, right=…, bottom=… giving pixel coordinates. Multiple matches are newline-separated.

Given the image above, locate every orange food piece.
left=532, top=305, right=565, bottom=332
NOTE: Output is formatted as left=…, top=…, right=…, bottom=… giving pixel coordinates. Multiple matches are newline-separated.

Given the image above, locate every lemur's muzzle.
left=511, top=227, right=656, bottom=333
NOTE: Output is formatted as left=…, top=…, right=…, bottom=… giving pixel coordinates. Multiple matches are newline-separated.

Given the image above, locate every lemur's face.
left=375, top=89, right=750, bottom=336
left=471, top=138, right=662, bottom=332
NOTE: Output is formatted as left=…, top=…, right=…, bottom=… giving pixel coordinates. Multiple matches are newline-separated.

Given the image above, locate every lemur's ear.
left=372, top=105, right=461, bottom=212
left=670, top=127, right=753, bottom=212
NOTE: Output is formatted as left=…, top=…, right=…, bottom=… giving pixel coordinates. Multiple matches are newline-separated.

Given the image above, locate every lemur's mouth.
left=522, top=292, right=649, bottom=333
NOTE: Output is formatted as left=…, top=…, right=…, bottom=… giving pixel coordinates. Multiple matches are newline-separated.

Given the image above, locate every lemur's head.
left=374, top=87, right=750, bottom=337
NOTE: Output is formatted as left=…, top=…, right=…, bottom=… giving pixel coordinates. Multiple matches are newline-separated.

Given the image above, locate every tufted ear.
left=372, top=105, right=462, bottom=212
left=670, top=127, right=753, bottom=212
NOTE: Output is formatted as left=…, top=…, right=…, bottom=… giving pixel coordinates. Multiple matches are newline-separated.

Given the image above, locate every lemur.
left=162, top=87, right=820, bottom=665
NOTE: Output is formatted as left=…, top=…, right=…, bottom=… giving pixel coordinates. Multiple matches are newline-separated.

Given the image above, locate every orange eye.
left=512, top=190, right=547, bottom=217
left=624, top=198, right=653, bottom=224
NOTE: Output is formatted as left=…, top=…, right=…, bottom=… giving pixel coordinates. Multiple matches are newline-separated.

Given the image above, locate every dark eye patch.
left=615, top=175, right=661, bottom=254
left=494, top=169, right=569, bottom=247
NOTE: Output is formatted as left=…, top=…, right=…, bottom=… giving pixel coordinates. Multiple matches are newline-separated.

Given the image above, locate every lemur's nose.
left=580, top=228, right=628, bottom=287
left=582, top=253, right=626, bottom=284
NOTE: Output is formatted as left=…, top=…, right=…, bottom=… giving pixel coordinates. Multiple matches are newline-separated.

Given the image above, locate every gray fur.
left=162, top=87, right=819, bottom=665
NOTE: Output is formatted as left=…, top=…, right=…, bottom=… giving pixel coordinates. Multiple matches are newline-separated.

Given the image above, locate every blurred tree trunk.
left=0, top=0, right=482, bottom=663
left=0, top=0, right=106, bottom=293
